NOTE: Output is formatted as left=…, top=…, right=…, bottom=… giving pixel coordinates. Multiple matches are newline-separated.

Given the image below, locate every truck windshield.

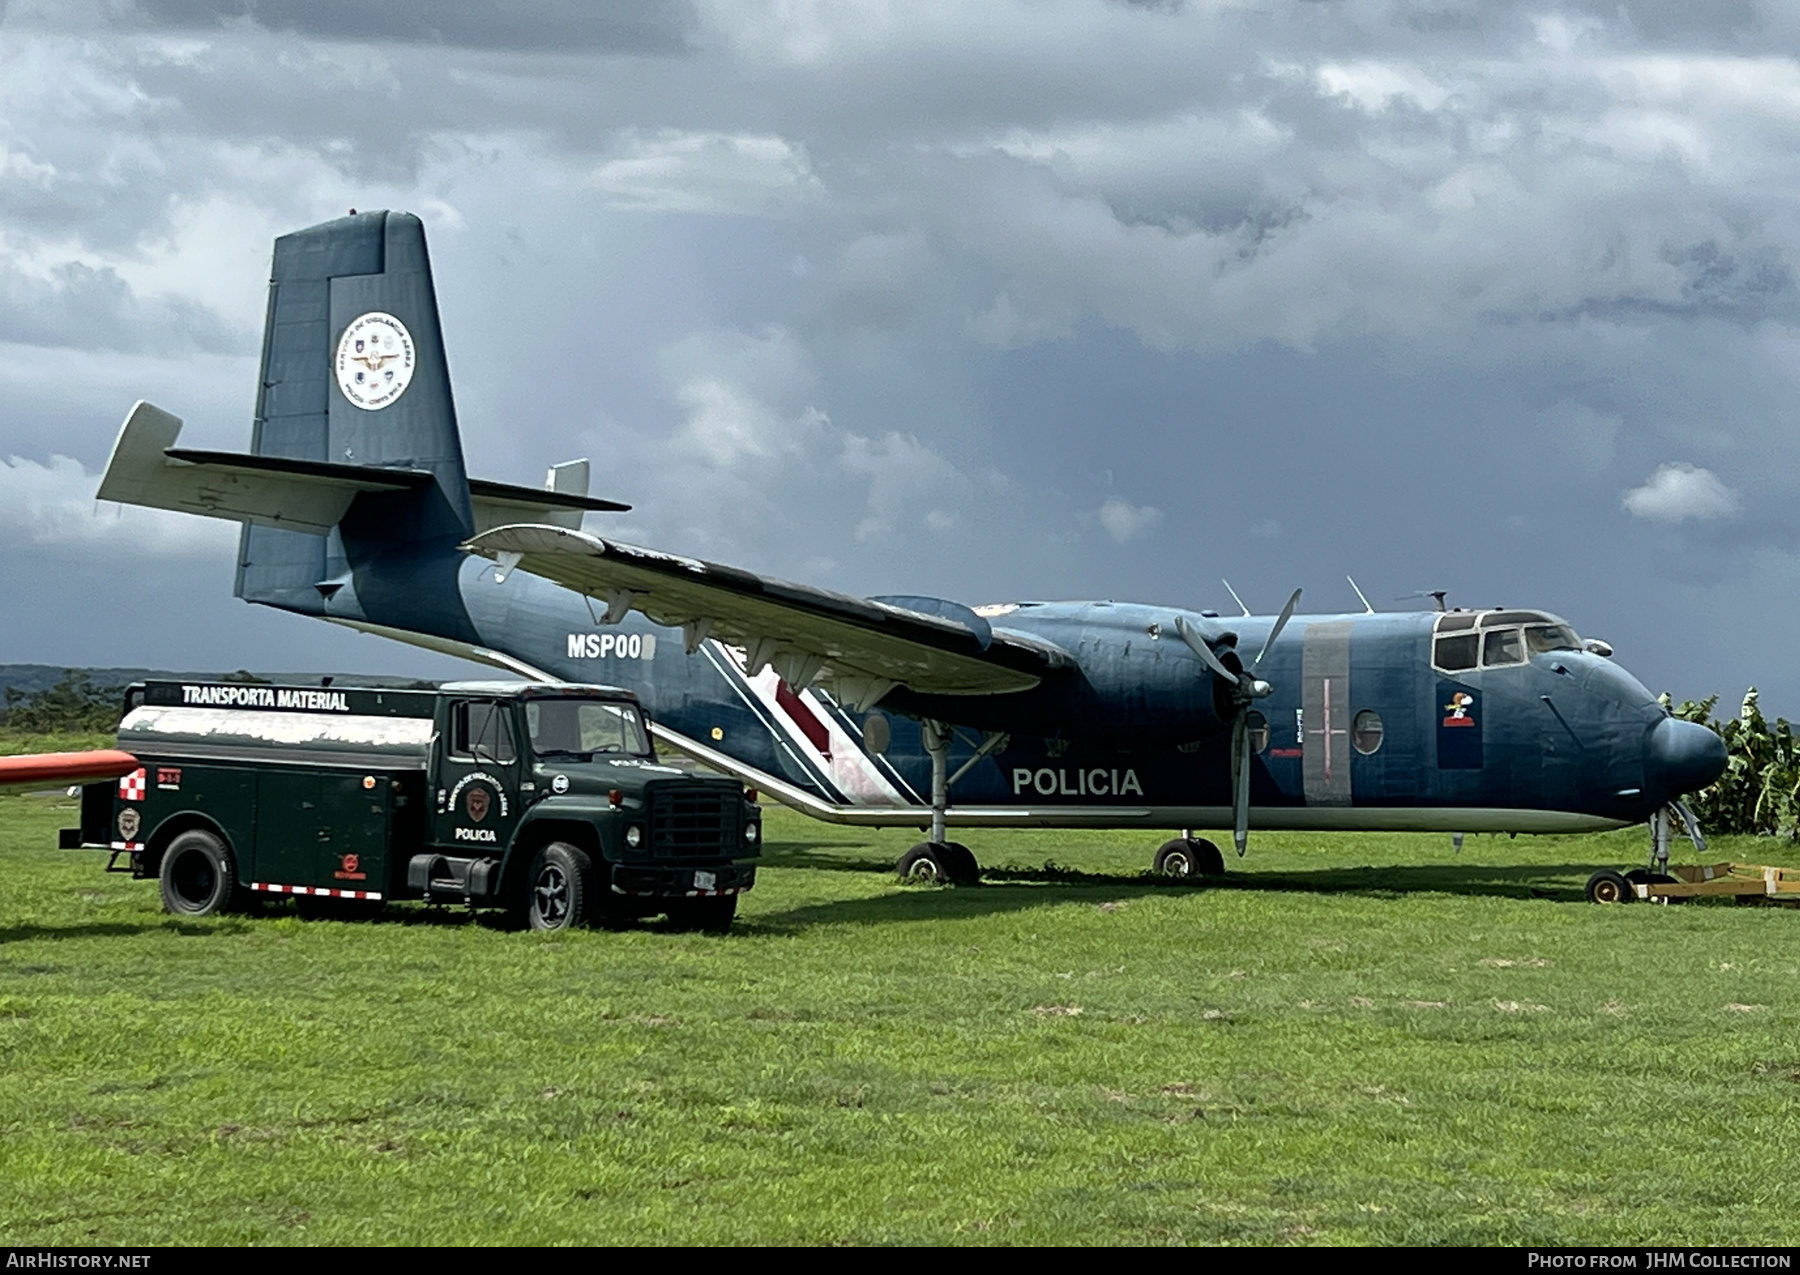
left=526, top=698, right=652, bottom=759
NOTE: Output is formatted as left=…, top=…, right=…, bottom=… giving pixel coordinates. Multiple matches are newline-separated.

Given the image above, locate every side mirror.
left=1584, top=638, right=1613, bottom=658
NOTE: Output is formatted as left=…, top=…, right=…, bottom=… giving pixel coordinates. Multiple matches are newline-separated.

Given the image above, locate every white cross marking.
left=1307, top=677, right=1348, bottom=784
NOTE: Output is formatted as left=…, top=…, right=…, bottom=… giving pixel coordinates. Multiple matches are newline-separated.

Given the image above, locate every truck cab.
left=422, top=682, right=760, bottom=928
left=68, top=679, right=760, bottom=931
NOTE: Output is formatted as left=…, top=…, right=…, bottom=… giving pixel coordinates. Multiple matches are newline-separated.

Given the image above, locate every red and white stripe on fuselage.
left=251, top=882, right=383, bottom=900
left=725, top=649, right=909, bottom=806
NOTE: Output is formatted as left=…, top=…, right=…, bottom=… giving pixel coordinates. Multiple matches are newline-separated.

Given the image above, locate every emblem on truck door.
left=446, top=773, right=509, bottom=822
left=117, top=808, right=140, bottom=840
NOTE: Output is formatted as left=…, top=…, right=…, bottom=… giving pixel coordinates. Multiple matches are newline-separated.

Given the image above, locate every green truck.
left=61, top=680, right=761, bottom=931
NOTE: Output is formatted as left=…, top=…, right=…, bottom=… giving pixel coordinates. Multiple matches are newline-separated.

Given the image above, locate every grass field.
left=3, top=787, right=1800, bottom=1247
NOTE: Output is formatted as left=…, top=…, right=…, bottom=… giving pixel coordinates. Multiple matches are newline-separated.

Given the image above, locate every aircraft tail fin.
left=98, top=211, right=629, bottom=620
left=237, top=210, right=470, bottom=610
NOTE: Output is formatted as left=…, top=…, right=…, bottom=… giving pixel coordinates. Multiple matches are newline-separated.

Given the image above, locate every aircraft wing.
left=464, top=524, right=1070, bottom=705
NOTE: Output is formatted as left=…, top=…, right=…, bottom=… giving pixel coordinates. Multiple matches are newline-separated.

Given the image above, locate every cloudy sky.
left=2, top=0, right=1799, bottom=715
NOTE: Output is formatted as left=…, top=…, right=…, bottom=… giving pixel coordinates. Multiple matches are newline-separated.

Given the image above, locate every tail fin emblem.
left=335, top=311, right=416, bottom=410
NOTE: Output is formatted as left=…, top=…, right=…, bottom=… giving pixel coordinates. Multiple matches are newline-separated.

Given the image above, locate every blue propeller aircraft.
left=91, top=210, right=1728, bottom=886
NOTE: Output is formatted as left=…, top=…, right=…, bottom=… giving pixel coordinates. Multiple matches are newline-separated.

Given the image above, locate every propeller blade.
left=1175, top=616, right=1237, bottom=685
left=1253, top=587, right=1302, bottom=672
left=1231, top=711, right=1251, bottom=856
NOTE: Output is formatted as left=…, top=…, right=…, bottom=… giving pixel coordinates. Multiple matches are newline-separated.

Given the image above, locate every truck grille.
left=648, top=784, right=738, bottom=858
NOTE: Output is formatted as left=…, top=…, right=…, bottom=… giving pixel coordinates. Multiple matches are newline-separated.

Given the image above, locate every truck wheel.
left=158, top=829, right=239, bottom=917
left=669, top=894, right=738, bottom=933
left=525, top=842, right=593, bottom=931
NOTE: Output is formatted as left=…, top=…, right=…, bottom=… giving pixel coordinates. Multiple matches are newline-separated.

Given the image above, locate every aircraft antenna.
left=1346, top=575, right=1374, bottom=615
left=1220, top=579, right=1251, bottom=617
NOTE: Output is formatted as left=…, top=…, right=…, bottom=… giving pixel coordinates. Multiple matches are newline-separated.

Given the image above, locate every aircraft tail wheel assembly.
left=1175, top=587, right=1302, bottom=858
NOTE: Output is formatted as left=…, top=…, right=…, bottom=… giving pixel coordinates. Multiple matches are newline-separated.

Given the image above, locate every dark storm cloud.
left=4, top=0, right=1800, bottom=714
left=126, top=0, right=696, bottom=54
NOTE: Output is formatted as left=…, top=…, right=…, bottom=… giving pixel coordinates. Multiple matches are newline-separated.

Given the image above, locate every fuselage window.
left=1482, top=628, right=1525, bottom=668
left=1245, top=710, right=1270, bottom=754
left=1433, top=633, right=1479, bottom=673
left=1352, top=709, right=1384, bottom=755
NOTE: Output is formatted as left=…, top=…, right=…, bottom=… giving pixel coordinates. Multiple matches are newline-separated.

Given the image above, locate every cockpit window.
left=1433, top=632, right=1479, bottom=673
left=526, top=698, right=651, bottom=759
left=1482, top=628, right=1525, bottom=668
left=1524, top=624, right=1581, bottom=654
left=1435, top=608, right=1581, bottom=672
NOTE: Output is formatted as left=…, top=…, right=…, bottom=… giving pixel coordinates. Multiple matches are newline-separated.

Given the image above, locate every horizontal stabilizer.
left=98, top=402, right=629, bottom=536
left=99, top=401, right=432, bottom=534
left=469, top=476, right=629, bottom=533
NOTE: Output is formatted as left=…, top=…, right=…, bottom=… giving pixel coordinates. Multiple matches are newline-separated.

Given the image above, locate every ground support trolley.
left=1585, top=862, right=1800, bottom=906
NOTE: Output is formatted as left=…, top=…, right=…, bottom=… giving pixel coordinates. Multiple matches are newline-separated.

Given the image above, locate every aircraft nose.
left=1645, top=716, right=1728, bottom=798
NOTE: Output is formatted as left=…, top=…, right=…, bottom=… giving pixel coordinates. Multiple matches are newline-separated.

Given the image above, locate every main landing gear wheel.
left=897, top=842, right=980, bottom=886
left=1585, top=869, right=1633, bottom=905
left=158, top=829, right=241, bottom=917
left=1154, top=837, right=1225, bottom=878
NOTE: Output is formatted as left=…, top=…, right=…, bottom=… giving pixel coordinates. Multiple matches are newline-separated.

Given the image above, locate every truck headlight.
left=745, top=822, right=760, bottom=845
left=625, top=824, right=642, bottom=848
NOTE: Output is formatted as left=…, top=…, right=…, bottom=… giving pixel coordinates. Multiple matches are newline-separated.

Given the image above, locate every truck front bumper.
left=609, top=862, right=756, bottom=898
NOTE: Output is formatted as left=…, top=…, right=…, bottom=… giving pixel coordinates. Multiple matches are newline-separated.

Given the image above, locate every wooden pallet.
left=1638, top=862, right=1800, bottom=903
